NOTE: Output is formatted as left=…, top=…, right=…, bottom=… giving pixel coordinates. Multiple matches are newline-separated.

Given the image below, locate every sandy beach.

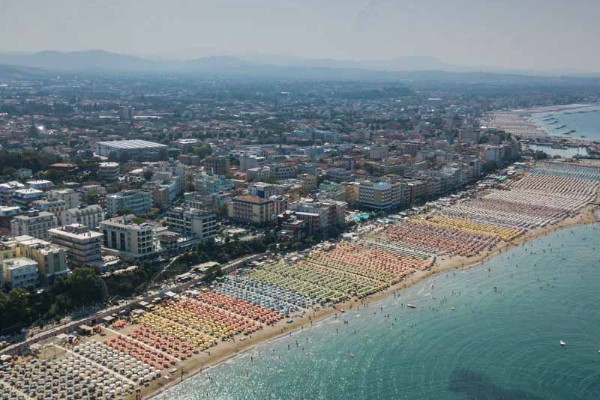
left=139, top=198, right=599, bottom=400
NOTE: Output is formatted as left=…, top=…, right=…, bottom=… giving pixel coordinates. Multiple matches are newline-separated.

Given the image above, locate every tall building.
left=48, top=189, right=81, bottom=209
left=0, top=181, right=26, bottom=205
left=288, top=199, right=346, bottom=238
left=271, top=164, right=296, bottom=180
left=49, top=224, right=103, bottom=267
left=165, top=207, right=217, bottom=241
left=119, top=105, right=134, bottom=120
left=195, top=173, right=234, bottom=196
left=12, top=188, right=45, bottom=208
left=60, top=205, right=105, bottom=229
left=78, top=185, right=107, bottom=206
left=229, top=195, right=277, bottom=225
left=100, top=216, right=155, bottom=259
left=30, top=199, right=68, bottom=216
left=357, top=180, right=409, bottom=211
left=106, top=190, right=152, bottom=216
left=98, top=162, right=120, bottom=182
left=203, top=155, right=230, bottom=176
left=2, top=258, right=39, bottom=289
left=0, top=235, right=68, bottom=284
left=11, top=210, right=58, bottom=240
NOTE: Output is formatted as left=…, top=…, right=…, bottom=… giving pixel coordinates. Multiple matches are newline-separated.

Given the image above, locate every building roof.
left=49, top=224, right=104, bottom=240
left=234, top=195, right=271, bottom=204
left=96, top=140, right=167, bottom=150
left=3, top=257, right=38, bottom=270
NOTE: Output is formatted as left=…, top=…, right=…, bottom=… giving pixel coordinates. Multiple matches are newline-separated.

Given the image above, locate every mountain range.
left=0, top=50, right=598, bottom=81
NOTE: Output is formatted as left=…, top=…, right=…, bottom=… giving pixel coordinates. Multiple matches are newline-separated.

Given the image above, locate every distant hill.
left=0, top=50, right=155, bottom=72
left=0, top=50, right=599, bottom=85
left=0, top=64, right=48, bottom=80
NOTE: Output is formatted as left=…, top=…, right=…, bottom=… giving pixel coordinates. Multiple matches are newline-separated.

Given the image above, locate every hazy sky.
left=1, top=0, right=599, bottom=71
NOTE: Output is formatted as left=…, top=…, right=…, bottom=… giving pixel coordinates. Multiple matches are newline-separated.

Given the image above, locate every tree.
left=67, top=268, right=107, bottom=307
left=193, top=144, right=212, bottom=159
left=203, top=265, right=223, bottom=283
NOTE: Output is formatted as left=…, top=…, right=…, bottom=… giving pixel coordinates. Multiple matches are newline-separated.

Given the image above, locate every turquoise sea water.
left=529, top=107, right=600, bottom=141
left=157, top=223, right=600, bottom=400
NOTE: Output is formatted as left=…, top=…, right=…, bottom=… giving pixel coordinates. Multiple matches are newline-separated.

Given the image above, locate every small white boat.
left=560, top=340, right=566, bottom=346
left=407, top=304, right=417, bottom=309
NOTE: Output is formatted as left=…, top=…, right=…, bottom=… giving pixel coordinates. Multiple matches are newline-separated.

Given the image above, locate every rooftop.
left=96, top=139, right=167, bottom=150
left=49, top=224, right=104, bottom=240
left=3, top=257, right=38, bottom=270
left=234, top=195, right=271, bottom=204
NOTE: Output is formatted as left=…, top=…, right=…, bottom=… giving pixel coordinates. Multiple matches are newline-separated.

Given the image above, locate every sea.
left=529, top=106, right=600, bottom=142
left=156, top=223, right=600, bottom=400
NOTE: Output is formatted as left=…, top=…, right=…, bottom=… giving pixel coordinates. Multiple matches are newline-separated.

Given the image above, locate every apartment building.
left=99, top=216, right=155, bottom=259
left=98, top=162, right=120, bottom=182
left=2, top=258, right=39, bottom=289
left=49, top=224, right=103, bottom=267
left=165, top=207, right=217, bottom=241
left=11, top=210, right=58, bottom=240
left=48, top=189, right=81, bottom=209
left=229, top=195, right=277, bottom=225
left=0, top=235, right=68, bottom=284
left=357, top=180, right=409, bottom=211
left=106, top=190, right=152, bottom=216
left=61, top=205, right=105, bottom=229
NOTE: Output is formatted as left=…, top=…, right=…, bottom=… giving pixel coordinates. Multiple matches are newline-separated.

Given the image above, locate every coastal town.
left=0, top=72, right=599, bottom=400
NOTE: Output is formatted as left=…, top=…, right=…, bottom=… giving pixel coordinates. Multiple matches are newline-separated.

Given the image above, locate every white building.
left=96, top=140, right=167, bottom=161
left=0, top=235, right=68, bottom=284
left=2, top=258, right=39, bottom=289
left=61, top=205, right=104, bottom=229
left=11, top=210, right=58, bottom=240
left=99, top=216, right=155, bottom=259
left=98, top=162, right=120, bottom=182
left=26, top=180, right=54, bottom=191
left=358, top=180, right=409, bottom=211
left=165, top=207, right=216, bottom=241
left=0, top=181, right=26, bottom=205
left=106, top=190, right=152, bottom=216
left=49, top=224, right=103, bottom=267
left=31, top=199, right=68, bottom=216
left=48, top=189, right=81, bottom=209
left=12, top=188, right=45, bottom=208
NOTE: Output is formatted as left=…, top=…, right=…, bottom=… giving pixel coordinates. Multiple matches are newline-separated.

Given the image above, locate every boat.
left=407, top=304, right=417, bottom=309
left=560, top=340, right=566, bottom=346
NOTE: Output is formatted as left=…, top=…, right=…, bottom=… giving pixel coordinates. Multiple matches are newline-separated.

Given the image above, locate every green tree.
left=67, top=268, right=108, bottom=307
left=193, top=144, right=212, bottom=159
left=203, top=265, right=223, bottom=283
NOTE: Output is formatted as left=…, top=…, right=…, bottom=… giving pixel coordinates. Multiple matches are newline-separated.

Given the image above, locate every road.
left=0, top=253, right=261, bottom=356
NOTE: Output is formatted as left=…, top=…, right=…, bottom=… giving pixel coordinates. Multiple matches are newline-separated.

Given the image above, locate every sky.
left=1, top=0, right=599, bottom=72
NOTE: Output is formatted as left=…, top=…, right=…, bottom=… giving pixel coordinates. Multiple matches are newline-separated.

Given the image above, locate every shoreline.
left=142, top=203, right=599, bottom=400
left=485, top=102, right=600, bottom=142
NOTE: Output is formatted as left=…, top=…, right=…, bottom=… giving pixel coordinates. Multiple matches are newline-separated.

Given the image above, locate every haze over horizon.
left=1, top=0, right=600, bottom=73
